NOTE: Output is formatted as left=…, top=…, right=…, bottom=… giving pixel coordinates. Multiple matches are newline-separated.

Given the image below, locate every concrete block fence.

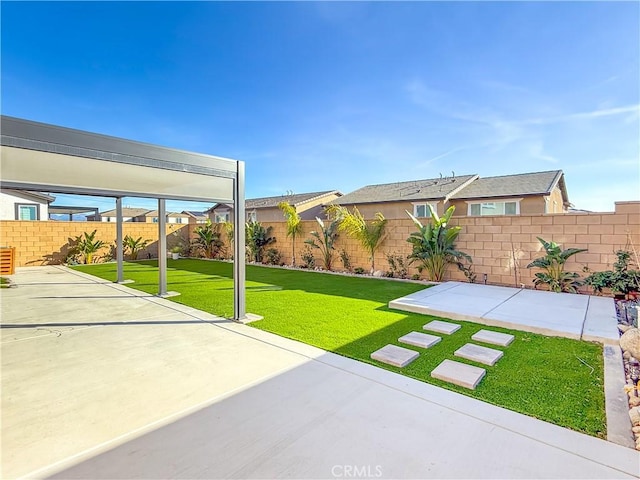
left=0, top=221, right=189, bottom=266
left=1, top=201, right=638, bottom=289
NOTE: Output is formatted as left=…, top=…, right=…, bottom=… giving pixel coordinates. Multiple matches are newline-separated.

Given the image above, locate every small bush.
left=354, top=267, right=366, bottom=275
left=300, top=246, right=316, bottom=269
left=339, top=249, right=352, bottom=272
left=264, top=248, right=283, bottom=266
left=385, top=251, right=409, bottom=278
left=411, top=273, right=421, bottom=281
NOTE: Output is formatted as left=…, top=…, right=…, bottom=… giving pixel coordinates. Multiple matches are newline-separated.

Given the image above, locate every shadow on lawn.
left=135, top=259, right=427, bottom=304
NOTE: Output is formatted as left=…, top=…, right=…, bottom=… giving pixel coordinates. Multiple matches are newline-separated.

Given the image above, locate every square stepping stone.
left=431, top=359, right=486, bottom=390
left=423, top=320, right=461, bottom=335
left=398, top=332, right=441, bottom=349
left=472, top=329, right=515, bottom=347
left=454, top=343, right=504, bottom=366
left=371, top=344, right=419, bottom=367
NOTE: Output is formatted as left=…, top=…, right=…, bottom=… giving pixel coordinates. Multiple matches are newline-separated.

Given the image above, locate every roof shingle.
left=332, top=175, right=477, bottom=205
left=450, top=170, right=564, bottom=200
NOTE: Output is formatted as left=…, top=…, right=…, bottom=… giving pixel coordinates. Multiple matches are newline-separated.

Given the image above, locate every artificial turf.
left=73, top=259, right=606, bottom=438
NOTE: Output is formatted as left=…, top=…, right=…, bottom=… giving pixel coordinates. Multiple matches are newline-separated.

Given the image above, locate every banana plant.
left=245, top=221, right=275, bottom=262
left=527, top=237, right=587, bottom=293
left=123, top=235, right=150, bottom=260
left=406, top=205, right=470, bottom=282
left=74, top=230, right=105, bottom=264
left=193, top=220, right=224, bottom=259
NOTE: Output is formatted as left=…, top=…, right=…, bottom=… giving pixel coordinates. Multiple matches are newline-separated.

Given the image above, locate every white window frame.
left=412, top=202, right=438, bottom=218
left=466, top=198, right=522, bottom=216
left=246, top=210, right=257, bottom=223
left=16, top=203, right=39, bottom=220
left=214, top=210, right=230, bottom=223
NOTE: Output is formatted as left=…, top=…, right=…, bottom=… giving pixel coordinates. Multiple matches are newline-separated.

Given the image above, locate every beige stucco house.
left=135, top=210, right=190, bottom=224
left=0, top=189, right=54, bottom=221
left=208, top=190, right=342, bottom=223
left=330, top=170, right=570, bottom=219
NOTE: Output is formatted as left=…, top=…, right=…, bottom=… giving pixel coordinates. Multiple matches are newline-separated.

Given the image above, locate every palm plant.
left=245, top=221, right=275, bottom=263
left=123, top=235, right=150, bottom=260
left=406, top=205, right=470, bottom=282
left=193, top=220, right=224, bottom=259
left=327, top=205, right=387, bottom=273
left=305, top=217, right=339, bottom=270
left=74, top=230, right=105, bottom=264
left=527, top=237, right=587, bottom=293
left=278, top=201, right=304, bottom=266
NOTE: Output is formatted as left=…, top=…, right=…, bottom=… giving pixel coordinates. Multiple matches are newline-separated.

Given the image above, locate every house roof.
left=142, top=210, right=189, bottom=218
left=98, top=208, right=150, bottom=217
left=2, top=189, right=55, bottom=203
left=182, top=210, right=208, bottom=219
left=246, top=190, right=341, bottom=209
left=450, top=170, right=568, bottom=203
left=207, top=190, right=342, bottom=212
left=332, top=175, right=477, bottom=205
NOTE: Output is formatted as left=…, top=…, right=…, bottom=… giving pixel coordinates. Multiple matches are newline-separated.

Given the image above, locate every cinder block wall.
left=0, top=221, right=189, bottom=266
left=251, top=201, right=640, bottom=287
left=2, top=201, right=638, bottom=289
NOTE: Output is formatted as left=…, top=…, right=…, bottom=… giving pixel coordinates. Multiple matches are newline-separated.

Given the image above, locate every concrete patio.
left=389, top=281, right=619, bottom=344
left=1, top=266, right=637, bottom=479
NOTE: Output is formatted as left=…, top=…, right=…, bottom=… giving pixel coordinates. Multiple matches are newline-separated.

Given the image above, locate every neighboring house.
left=0, top=189, right=55, bottom=220
left=329, top=174, right=477, bottom=219
left=134, top=210, right=190, bottom=224
left=88, top=207, right=150, bottom=222
left=330, top=170, right=569, bottom=219
left=182, top=211, right=208, bottom=224
left=448, top=170, right=570, bottom=216
left=208, top=190, right=343, bottom=223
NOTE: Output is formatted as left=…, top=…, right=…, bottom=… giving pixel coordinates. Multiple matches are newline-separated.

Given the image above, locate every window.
left=413, top=203, right=437, bottom=218
left=214, top=211, right=230, bottom=223
left=152, top=217, right=158, bottom=223
left=247, top=211, right=257, bottom=222
left=16, top=204, right=38, bottom=220
left=468, top=200, right=520, bottom=216
left=175, top=217, right=183, bottom=224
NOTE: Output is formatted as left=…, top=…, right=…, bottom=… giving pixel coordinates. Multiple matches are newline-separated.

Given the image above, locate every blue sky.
left=2, top=1, right=639, bottom=214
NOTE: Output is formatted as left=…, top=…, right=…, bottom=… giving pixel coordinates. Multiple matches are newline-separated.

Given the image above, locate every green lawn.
left=73, top=259, right=605, bottom=438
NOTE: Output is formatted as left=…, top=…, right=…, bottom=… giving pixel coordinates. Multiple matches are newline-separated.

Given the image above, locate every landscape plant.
left=584, top=250, right=640, bottom=296
left=278, top=201, right=304, bottom=266
left=245, top=221, right=275, bottom=263
left=526, top=237, right=587, bottom=293
left=385, top=252, right=409, bottom=279
left=305, top=217, right=339, bottom=270
left=193, top=220, right=224, bottom=259
left=263, top=248, right=283, bottom=266
left=339, top=249, right=352, bottom=272
left=328, top=205, right=387, bottom=273
left=406, top=205, right=470, bottom=282
left=123, top=235, right=150, bottom=260
left=74, top=230, right=105, bottom=264
left=300, top=246, right=316, bottom=269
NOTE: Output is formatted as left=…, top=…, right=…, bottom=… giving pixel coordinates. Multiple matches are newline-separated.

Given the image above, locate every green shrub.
left=527, top=237, right=587, bottom=293
left=300, top=246, right=316, bottom=269
left=406, top=206, right=470, bottom=281
left=264, top=248, right=283, bottom=266
left=385, top=252, right=409, bottom=279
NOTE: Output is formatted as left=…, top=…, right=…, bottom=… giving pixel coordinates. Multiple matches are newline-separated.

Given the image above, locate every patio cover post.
left=116, top=197, right=124, bottom=283
left=158, top=199, right=167, bottom=296
left=233, top=161, right=246, bottom=321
